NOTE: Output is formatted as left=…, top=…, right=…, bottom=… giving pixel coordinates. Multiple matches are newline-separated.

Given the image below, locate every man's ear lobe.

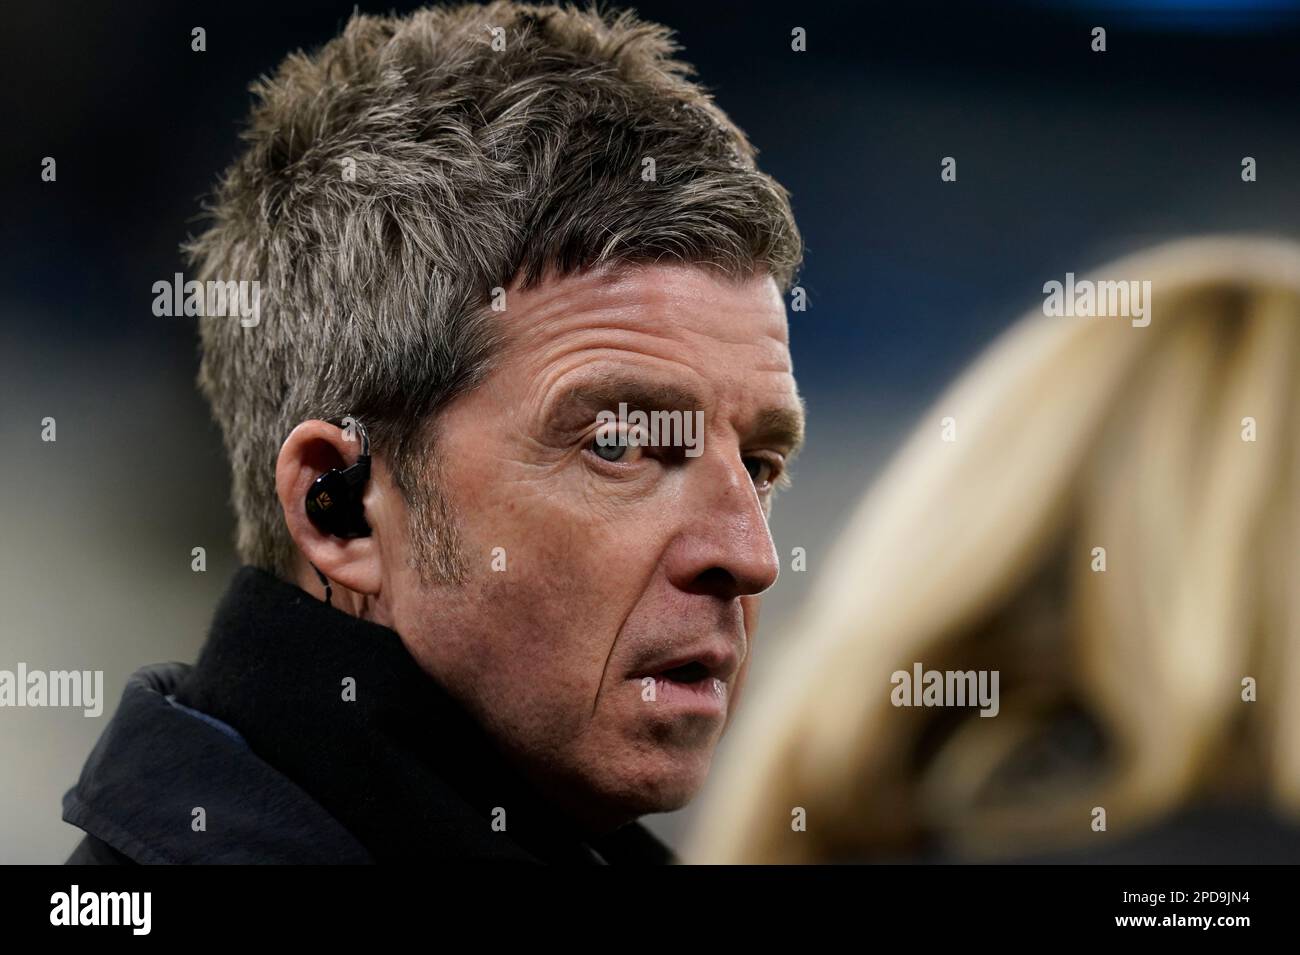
left=276, top=419, right=382, bottom=597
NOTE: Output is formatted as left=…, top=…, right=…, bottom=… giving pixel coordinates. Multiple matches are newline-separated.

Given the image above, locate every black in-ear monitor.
left=304, top=416, right=372, bottom=538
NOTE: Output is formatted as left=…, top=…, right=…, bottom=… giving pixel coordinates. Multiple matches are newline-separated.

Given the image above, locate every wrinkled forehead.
left=489, top=261, right=801, bottom=451
left=497, top=262, right=792, bottom=362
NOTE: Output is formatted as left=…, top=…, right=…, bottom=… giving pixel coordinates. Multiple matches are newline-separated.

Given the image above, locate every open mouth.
left=638, top=656, right=730, bottom=718
left=658, top=661, right=712, bottom=684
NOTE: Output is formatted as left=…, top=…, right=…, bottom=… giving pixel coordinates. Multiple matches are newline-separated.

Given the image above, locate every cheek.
left=461, top=466, right=661, bottom=641
left=427, top=501, right=644, bottom=729
left=725, top=596, right=762, bottom=723
left=741, top=594, right=763, bottom=642
left=425, top=433, right=672, bottom=723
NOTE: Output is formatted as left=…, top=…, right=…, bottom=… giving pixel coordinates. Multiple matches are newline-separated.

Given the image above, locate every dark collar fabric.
left=63, top=661, right=371, bottom=864
left=171, top=565, right=675, bottom=864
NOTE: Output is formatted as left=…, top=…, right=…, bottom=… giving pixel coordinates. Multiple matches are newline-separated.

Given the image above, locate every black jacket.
left=63, top=566, right=675, bottom=864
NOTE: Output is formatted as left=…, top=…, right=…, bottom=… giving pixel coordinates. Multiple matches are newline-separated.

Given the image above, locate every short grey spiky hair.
left=188, top=0, right=803, bottom=583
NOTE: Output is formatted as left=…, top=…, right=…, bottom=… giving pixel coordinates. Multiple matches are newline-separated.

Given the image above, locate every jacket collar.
left=64, top=662, right=372, bottom=863
left=173, top=566, right=674, bottom=864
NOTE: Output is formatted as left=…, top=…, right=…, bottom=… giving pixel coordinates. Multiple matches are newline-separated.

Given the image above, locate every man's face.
left=382, top=263, right=802, bottom=831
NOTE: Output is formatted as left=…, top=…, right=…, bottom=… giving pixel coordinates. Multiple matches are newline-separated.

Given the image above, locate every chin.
left=595, top=748, right=714, bottom=817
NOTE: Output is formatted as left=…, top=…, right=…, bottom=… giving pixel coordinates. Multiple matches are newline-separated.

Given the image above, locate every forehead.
left=495, top=263, right=793, bottom=386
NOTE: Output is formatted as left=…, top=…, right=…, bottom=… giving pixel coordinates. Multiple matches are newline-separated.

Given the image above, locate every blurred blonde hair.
left=688, top=236, right=1300, bottom=864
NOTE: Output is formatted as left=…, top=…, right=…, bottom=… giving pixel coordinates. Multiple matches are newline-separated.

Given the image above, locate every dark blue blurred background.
left=3, top=0, right=1299, bottom=860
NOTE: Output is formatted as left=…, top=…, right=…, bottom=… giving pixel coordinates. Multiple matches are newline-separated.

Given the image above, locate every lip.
left=629, top=641, right=741, bottom=720
left=636, top=644, right=741, bottom=684
left=637, top=673, right=729, bottom=719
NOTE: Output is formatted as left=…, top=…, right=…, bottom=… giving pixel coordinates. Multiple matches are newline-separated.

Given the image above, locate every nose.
left=664, top=449, right=781, bottom=601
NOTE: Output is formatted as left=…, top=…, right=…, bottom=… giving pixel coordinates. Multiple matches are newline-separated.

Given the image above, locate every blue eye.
left=592, top=439, right=626, bottom=462
left=588, top=425, right=645, bottom=464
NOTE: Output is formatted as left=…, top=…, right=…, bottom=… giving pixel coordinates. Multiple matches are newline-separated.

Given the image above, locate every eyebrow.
left=552, top=377, right=704, bottom=420
left=547, top=374, right=806, bottom=457
left=753, top=402, right=806, bottom=460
